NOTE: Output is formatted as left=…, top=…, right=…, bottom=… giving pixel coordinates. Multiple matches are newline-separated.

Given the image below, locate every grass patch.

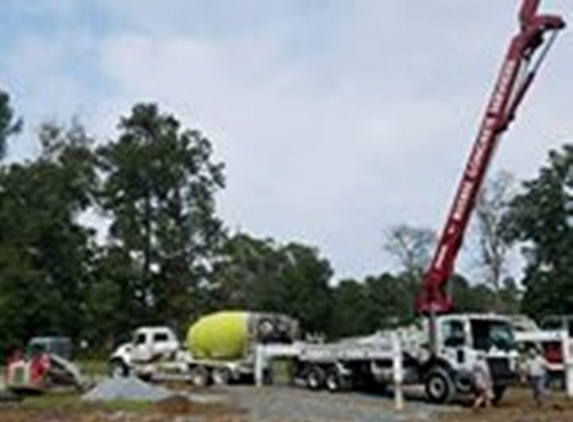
left=20, top=391, right=153, bottom=413
left=78, top=360, right=108, bottom=377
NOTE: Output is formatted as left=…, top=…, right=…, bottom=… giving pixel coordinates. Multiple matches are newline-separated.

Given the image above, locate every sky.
left=1, top=0, right=572, bottom=282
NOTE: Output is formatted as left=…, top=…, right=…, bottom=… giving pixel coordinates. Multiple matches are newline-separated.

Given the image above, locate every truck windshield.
left=471, top=320, right=515, bottom=352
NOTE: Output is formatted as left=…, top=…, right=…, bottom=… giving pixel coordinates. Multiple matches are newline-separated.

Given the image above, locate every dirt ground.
left=437, top=388, right=573, bottom=422
left=1, top=386, right=573, bottom=422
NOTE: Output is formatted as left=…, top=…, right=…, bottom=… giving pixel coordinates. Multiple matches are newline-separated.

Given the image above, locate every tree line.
left=0, top=89, right=571, bottom=357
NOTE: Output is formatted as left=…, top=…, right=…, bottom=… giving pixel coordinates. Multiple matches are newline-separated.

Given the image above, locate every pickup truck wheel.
left=325, top=368, right=342, bottom=393
left=109, top=359, right=129, bottom=378
left=305, top=366, right=325, bottom=391
left=425, top=367, right=455, bottom=404
left=211, top=367, right=231, bottom=385
left=189, top=366, right=210, bottom=387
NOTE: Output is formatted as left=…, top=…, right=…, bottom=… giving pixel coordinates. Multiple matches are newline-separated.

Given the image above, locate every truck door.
left=131, top=331, right=153, bottom=363
left=152, top=331, right=174, bottom=358
left=440, top=319, right=469, bottom=371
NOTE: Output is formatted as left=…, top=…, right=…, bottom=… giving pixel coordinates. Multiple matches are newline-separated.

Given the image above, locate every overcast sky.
left=1, top=0, right=572, bottom=281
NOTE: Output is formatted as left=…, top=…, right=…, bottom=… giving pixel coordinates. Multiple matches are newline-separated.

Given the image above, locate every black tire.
left=425, top=366, right=455, bottom=404
left=492, top=386, right=506, bottom=405
left=325, top=368, right=342, bottom=393
left=189, top=366, right=210, bottom=387
left=263, top=368, right=274, bottom=385
left=109, top=359, right=129, bottom=378
left=305, top=366, right=325, bottom=391
left=211, top=367, right=231, bottom=385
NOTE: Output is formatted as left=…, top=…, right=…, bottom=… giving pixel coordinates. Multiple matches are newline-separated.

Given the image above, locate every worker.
left=471, top=353, right=493, bottom=410
left=525, top=347, right=549, bottom=406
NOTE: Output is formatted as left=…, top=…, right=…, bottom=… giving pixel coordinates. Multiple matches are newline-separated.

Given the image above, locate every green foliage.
left=329, top=273, right=418, bottom=338
left=503, top=144, right=573, bottom=320
left=0, top=122, right=96, bottom=356
left=0, top=89, right=22, bottom=159
left=329, top=279, right=372, bottom=337
left=211, top=234, right=332, bottom=334
left=2, top=94, right=564, bottom=357
left=96, top=103, right=225, bottom=329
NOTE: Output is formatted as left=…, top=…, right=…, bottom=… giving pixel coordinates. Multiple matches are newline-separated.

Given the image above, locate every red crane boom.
left=415, top=0, right=565, bottom=314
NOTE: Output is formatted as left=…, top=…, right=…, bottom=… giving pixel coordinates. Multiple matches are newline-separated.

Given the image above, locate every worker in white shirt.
left=472, top=353, right=493, bottom=410
left=525, top=347, right=549, bottom=406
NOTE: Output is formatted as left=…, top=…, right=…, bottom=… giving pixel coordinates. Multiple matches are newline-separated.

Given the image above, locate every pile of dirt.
left=154, top=395, right=244, bottom=418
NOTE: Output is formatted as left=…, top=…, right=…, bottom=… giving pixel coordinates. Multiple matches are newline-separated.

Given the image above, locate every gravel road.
left=227, top=385, right=441, bottom=422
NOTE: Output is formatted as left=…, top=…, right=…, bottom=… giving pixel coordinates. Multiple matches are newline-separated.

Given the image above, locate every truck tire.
left=109, top=359, right=129, bottom=378
left=189, top=366, right=210, bottom=387
left=211, top=367, right=231, bottom=385
left=325, top=368, right=342, bottom=393
left=425, top=367, right=455, bottom=404
left=492, top=386, right=506, bottom=404
left=305, top=366, right=325, bottom=391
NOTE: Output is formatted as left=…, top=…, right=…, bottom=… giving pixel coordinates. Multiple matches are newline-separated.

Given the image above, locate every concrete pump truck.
left=413, top=0, right=565, bottom=403
left=275, top=0, right=565, bottom=404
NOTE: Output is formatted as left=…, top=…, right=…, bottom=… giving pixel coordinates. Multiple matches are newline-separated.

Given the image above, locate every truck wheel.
left=211, top=367, right=231, bottom=385
left=325, top=368, right=342, bottom=393
left=305, top=366, right=325, bottom=391
left=189, top=366, right=210, bottom=387
left=425, top=367, right=455, bottom=404
left=109, top=359, right=129, bottom=378
left=492, top=386, right=506, bottom=404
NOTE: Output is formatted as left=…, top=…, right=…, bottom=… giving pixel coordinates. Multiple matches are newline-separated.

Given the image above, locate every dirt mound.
left=154, top=394, right=244, bottom=417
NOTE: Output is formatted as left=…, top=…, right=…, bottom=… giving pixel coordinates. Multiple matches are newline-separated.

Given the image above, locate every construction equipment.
left=260, top=0, right=565, bottom=404
left=5, top=337, right=86, bottom=394
left=409, top=0, right=565, bottom=400
left=109, top=311, right=299, bottom=385
left=416, top=0, right=565, bottom=316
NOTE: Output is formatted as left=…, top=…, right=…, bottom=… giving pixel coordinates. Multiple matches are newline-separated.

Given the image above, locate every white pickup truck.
left=109, top=326, right=180, bottom=377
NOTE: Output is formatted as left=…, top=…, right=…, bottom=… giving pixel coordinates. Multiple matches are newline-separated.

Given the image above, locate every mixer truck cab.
left=109, top=326, right=180, bottom=378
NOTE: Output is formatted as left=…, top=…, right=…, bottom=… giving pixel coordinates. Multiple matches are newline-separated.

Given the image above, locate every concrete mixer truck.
left=109, top=311, right=299, bottom=385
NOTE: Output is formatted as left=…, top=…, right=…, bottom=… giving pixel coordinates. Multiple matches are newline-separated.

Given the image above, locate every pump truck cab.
left=419, top=314, right=517, bottom=403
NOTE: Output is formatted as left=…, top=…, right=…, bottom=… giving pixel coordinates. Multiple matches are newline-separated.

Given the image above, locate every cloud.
left=1, top=0, right=572, bottom=280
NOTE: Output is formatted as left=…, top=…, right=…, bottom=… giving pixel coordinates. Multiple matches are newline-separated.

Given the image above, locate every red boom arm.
left=416, top=0, right=564, bottom=314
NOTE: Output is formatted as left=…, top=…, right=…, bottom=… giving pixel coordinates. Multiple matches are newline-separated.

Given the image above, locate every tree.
left=383, top=224, right=435, bottom=279
left=209, top=233, right=276, bottom=310
left=254, top=242, right=332, bottom=334
left=471, top=171, right=517, bottom=311
left=450, top=274, right=496, bottom=313
left=211, top=235, right=333, bottom=334
left=364, top=273, right=418, bottom=328
left=0, top=121, right=96, bottom=355
left=97, top=103, right=225, bottom=327
left=0, top=89, right=22, bottom=159
left=502, top=144, right=573, bottom=320
left=329, top=279, right=370, bottom=338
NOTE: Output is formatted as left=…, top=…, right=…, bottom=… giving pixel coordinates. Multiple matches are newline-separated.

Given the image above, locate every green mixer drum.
left=187, top=311, right=249, bottom=360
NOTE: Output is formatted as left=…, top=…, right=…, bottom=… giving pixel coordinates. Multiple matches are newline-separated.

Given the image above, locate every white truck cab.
left=425, top=314, right=518, bottom=403
left=109, top=326, right=180, bottom=377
